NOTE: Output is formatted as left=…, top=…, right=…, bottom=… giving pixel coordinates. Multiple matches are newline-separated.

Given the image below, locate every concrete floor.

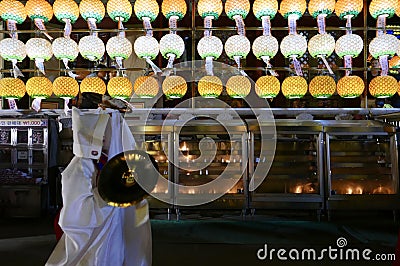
left=0, top=210, right=398, bottom=266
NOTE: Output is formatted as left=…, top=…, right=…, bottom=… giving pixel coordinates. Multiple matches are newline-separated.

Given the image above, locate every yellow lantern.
left=79, top=35, right=105, bottom=61
left=281, top=76, right=308, bottom=99
left=26, top=76, right=53, bottom=99
left=198, top=76, right=223, bottom=98
left=309, top=76, right=336, bottom=98
left=255, top=76, right=280, bottom=98
left=225, top=0, right=250, bottom=19
left=252, top=0, right=278, bottom=20
left=0, top=78, right=26, bottom=99
left=398, top=81, right=400, bottom=96
left=107, top=0, right=132, bottom=22
left=53, top=0, right=79, bottom=23
left=80, top=76, right=107, bottom=95
left=198, top=0, right=223, bottom=19
left=0, top=0, right=26, bottom=24
left=369, top=0, right=398, bottom=19
left=134, top=76, right=159, bottom=98
left=134, top=0, right=159, bottom=22
left=162, top=75, right=187, bottom=99
left=279, top=0, right=306, bottom=19
left=369, top=76, right=398, bottom=98
left=397, top=3, right=400, bottom=17
left=107, top=77, right=132, bottom=99
left=336, top=75, right=364, bottom=98
left=161, top=0, right=187, bottom=20
left=226, top=75, right=251, bottom=98
left=79, top=0, right=105, bottom=23
left=25, top=0, right=53, bottom=23
left=308, top=0, right=335, bottom=18
left=53, top=76, right=79, bottom=99
left=334, top=0, right=363, bottom=19
left=389, top=55, right=400, bottom=68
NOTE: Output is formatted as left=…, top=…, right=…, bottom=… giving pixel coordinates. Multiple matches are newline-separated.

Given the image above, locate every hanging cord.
left=261, top=16, right=271, bottom=36
left=118, top=17, right=125, bottom=37
left=291, top=55, right=303, bottom=76
left=63, top=18, right=72, bottom=37
left=261, top=56, right=278, bottom=76
left=162, top=54, right=176, bottom=76
left=11, top=59, right=23, bottom=78
left=317, top=14, right=326, bottom=34
left=344, top=55, right=352, bottom=76
left=376, top=15, right=386, bottom=36
left=7, top=20, right=18, bottom=39
left=34, top=18, right=53, bottom=40
left=8, top=99, right=18, bottom=110
left=62, top=58, right=79, bottom=78
left=169, top=16, right=178, bottom=34
left=233, top=55, right=247, bottom=76
left=143, top=17, right=153, bottom=36
left=35, top=58, right=46, bottom=75
left=87, top=18, right=97, bottom=36
left=345, top=15, right=352, bottom=34
left=379, top=55, right=389, bottom=76
left=233, top=15, right=245, bottom=36
left=288, top=14, right=297, bottom=35
left=145, top=57, right=162, bottom=74
left=31, top=98, right=42, bottom=112
left=205, top=56, right=214, bottom=76
left=204, top=16, right=213, bottom=37
left=318, top=55, right=334, bottom=74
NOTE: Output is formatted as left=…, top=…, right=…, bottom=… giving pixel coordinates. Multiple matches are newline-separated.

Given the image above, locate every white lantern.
left=252, top=35, right=279, bottom=59
left=224, top=35, right=251, bottom=59
left=79, top=35, right=105, bottom=61
left=106, top=36, right=132, bottom=63
left=0, top=38, right=26, bottom=62
left=369, top=34, right=399, bottom=58
left=134, top=35, right=159, bottom=60
left=280, top=34, right=307, bottom=58
left=197, top=36, right=223, bottom=59
left=308, top=33, right=335, bottom=58
left=159, top=33, right=185, bottom=59
left=52, top=37, right=79, bottom=61
left=26, top=37, right=52, bottom=74
left=335, top=33, right=363, bottom=58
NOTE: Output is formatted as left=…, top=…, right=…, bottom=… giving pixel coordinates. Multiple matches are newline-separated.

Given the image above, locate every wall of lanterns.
left=0, top=0, right=399, bottom=109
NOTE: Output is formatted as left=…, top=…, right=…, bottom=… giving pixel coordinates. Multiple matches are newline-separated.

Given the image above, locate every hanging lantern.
left=161, top=0, right=187, bottom=20
left=224, top=0, right=250, bottom=20
left=26, top=38, right=53, bottom=75
left=198, top=36, right=223, bottom=75
left=26, top=76, right=53, bottom=99
left=162, top=75, right=187, bottom=99
left=335, top=33, right=363, bottom=58
left=134, top=0, right=159, bottom=22
left=0, top=78, right=26, bottom=99
left=308, top=34, right=335, bottom=58
left=309, top=76, right=336, bottom=98
left=198, top=0, right=223, bottom=19
left=369, top=76, right=398, bottom=98
left=53, top=0, right=79, bottom=24
left=280, top=34, right=307, bottom=76
left=224, top=35, right=251, bottom=69
left=198, top=76, right=223, bottom=98
left=252, top=35, right=279, bottom=60
left=79, top=0, right=105, bottom=30
left=107, top=0, right=132, bottom=22
left=308, top=0, right=335, bottom=18
left=79, top=35, right=105, bottom=61
left=134, top=36, right=159, bottom=60
left=106, top=36, right=132, bottom=68
left=107, top=77, right=132, bottom=99
left=226, top=75, right=251, bottom=98
left=389, top=55, right=400, bottom=68
left=281, top=76, right=308, bottom=99
left=0, top=38, right=25, bottom=78
left=279, top=0, right=306, bottom=19
left=336, top=75, right=364, bottom=98
left=334, top=0, right=363, bottom=19
left=52, top=37, right=79, bottom=62
left=252, top=0, right=278, bottom=20
left=25, top=0, right=53, bottom=39
left=160, top=33, right=185, bottom=69
left=0, top=0, right=26, bottom=30
left=369, top=0, right=398, bottom=19
left=255, top=75, right=280, bottom=98
left=53, top=76, right=79, bottom=99
left=80, top=76, right=107, bottom=95
left=369, top=34, right=399, bottom=76
left=134, top=76, right=159, bottom=98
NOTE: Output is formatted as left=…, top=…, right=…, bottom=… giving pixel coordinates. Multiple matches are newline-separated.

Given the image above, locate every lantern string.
left=11, top=59, right=24, bottom=78
left=379, top=55, right=389, bottom=76
left=31, top=98, right=42, bottom=112
left=162, top=54, right=176, bottom=76
left=35, top=58, right=46, bottom=75
left=376, top=15, right=386, bottom=36
left=7, top=20, right=18, bottom=39
left=63, top=98, right=70, bottom=115
left=115, top=57, right=124, bottom=69
left=169, top=16, right=178, bottom=34
left=118, top=18, right=125, bottom=38
left=233, top=15, right=245, bottom=36
left=145, top=57, right=162, bottom=73
left=87, top=18, right=98, bottom=36
left=63, top=19, right=72, bottom=38
left=204, top=16, right=213, bottom=37
left=319, top=55, right=334, bottom=74
left=205, top=56, right=214, bottom=76
left=261, top=56, right=278, bottom=76
left=317, top=14, right=326, bottom=34
left=344, top=55, right=352, bottom=76
left=34, top=19, right=53, bottom=40
left=288, top=14, right=297, bottom=35
left=233, top=55, right=247, bottom=76
left=261, top=16, right=271, bottom=36
left=62, top=58, right=79, bottom=78
left=8, top=99, right=18, bottom=110
left=291, top=56, right=303, bottom=76
left=345, top=15, right=352, bottom=34
left=143, top=17, right=153, bottom=36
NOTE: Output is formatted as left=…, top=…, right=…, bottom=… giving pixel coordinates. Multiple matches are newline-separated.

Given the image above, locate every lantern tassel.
left=31, top=98, right=42, bottom=112
left=118, top=18, right=125, bottom=38
left=379, top=55, right=389, bottom=76
left=344, top=55, right=352, bottom=76
left=162, top=54, right=176, bottom=76
left=345, top=15, right=352, bottom=34
left=7, top=99, right=18, bottom=110
left=145, top=57, right=162, bottom=73
left=261, top=56, right=278, bottom=76
left=11, top=59, right=24, bottom=78
left=288, top=14, right=297, bottom=35
left=116, top=57, right=124, bottom=69
left=87, top=18, right=98, bottom=36
left=34, top=19, right=53, bottom=40
left=376, top=15, right=386, bottom=36
left=317, top=14, right=326, bottom=34
left=63, top=98, right=70, bottom=115
left=63, top=18, right=72, bottom=38
left=7, top=20, right=18, bottom=39
left=204, top=16, right=213, bottom=37
left=261, top=16, right=271, bottom=36
left=233, top=55, right=247, bottom=76
left=62, top=58, right=78, bottom=78
left=319, top=55, right=334, bottom=75
left=233, top=15, right=246, bottom=36
left=205, top=56, right=214, bottom=76
left=291, top=56, right=303, bottom=76
left=143, top=17, right=153, bottom=36
left=35, top=58, right=46, bottom=75
left=169, top=16, right=178, bottom=34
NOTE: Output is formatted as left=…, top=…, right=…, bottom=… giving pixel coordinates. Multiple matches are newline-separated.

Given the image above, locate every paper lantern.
left=107, top=0, right=132, bottom=22
left=252, top=0, right=278, bottom=20
left=308, top=33, right=335, bottom=58
left=79, top=0, right=105, bottom=23
left=26, top=76, right=53, bottom=98
left=25, top=0, right=53, bottom=22
left=281, top=76, right=308, bottom=99
left=106, top=36, right=132, bottom=60
left=53, top=0, right=79, bottom=23
left=225, top=0, right=250, bottom=19
left=79, top=35, right=105, bottom=61
left=161, top=0, right=187, bottom=20
left=369, top=0, right=398, bottom=19
left=0, top=38, right=26, bottom=62
left=134, top=0, right=159, bottom=22
left=0, top=78, right=26, bottom=99
left=226, top=75, right=251, bottom=98
left=0, top=0, right=26, bottom=24
left=53, top=76, right=79, bottom=98
left=369, top=34, right=399, bottom=58
left=26, top=38, right=52, bottom=61
left=134, top=76, right=159, bottom=98
left=80, top=76, right=107, bottom=94
left=162, top=75, right=187, bottom=99
left=369, top=76, right=398, bottom=98
left=252, top=35, right=279, bottom=59
left=308, top=0, right=335, bottom=18
left=255, top=76, right=280, bottom=98
left=198, top=76, right=223, bottom=98
left=107, top=77, right=132, bottom=99
left=336, top=75, right=364, bottom=98
left=52, top=37, right=79, bottom=61
left=224, top=35, right=251, bottom=59
left=280, top=34, right=307, bottom=58
left=335, top=34, right=363, bottom=58
left=397, top=3, right=400, bottom=17
left=309, top=76, right=336, bottom=98
left=389, top=55, right=400, bottom=68
left=197, top=36, right=223, bottom=59
left=197, top=0, right=223, bottom=19
left=334, top=0, right=363, bottom=19
left=279, top=0, right=306, bottom=19
left=159, top=34, right=185, bottom=59
left=134, top=36, right=159, bottom=60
